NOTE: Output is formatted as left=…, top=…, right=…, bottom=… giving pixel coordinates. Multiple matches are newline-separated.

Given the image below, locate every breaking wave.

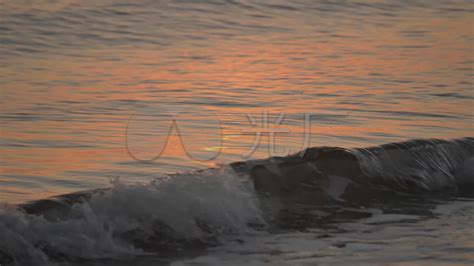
left=354, top=138, right=474, bottom=190
left=0, top=138, right=473, bottom=265
left=0, top=167, right=264, bottom=265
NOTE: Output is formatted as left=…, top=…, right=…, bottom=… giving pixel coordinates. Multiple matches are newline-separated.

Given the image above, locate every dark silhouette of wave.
left=2, top=138, right=472, bottom=265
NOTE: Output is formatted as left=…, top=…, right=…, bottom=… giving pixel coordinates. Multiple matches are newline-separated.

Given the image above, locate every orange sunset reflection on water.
left=1, top=2, right=473, bottom=203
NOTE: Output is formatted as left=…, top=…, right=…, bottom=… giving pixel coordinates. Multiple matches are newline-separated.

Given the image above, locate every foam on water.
left=170, top=199, right=474, bottom=266
left=1, top=0, right=473, bottom=265
left=0, top=166, right=264, bottom=265
left=2, top=138, right=473, bottom=265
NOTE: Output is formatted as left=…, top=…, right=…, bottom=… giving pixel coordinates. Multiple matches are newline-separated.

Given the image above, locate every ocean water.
left=0, top=0, right=473, bottom=265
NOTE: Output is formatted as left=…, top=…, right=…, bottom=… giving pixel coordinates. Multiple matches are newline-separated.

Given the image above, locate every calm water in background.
left=1, top=1, right=474, bottom=265
left=1, top=0, right=473, bottom=204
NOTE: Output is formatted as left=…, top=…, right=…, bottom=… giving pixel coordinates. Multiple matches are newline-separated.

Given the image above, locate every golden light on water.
left=0, top=1, right=473, bottom=202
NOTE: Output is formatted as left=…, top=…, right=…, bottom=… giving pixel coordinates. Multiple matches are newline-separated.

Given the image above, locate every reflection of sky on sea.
left=0, top=0, right=473, bottom=203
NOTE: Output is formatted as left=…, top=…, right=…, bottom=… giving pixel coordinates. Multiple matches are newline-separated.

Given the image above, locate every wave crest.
left=0, top=166, right=264, bottom=264
left=1, top=138, right=473, bottom=264
left=353, top=138, right=474, bottom=190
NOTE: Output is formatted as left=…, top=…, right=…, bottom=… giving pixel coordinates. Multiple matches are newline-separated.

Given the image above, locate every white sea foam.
left=0, top=166, right=264, bottom=265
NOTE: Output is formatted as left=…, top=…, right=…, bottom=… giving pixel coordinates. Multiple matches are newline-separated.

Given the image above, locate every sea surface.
left=0, top=0, right=473, bottom=265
